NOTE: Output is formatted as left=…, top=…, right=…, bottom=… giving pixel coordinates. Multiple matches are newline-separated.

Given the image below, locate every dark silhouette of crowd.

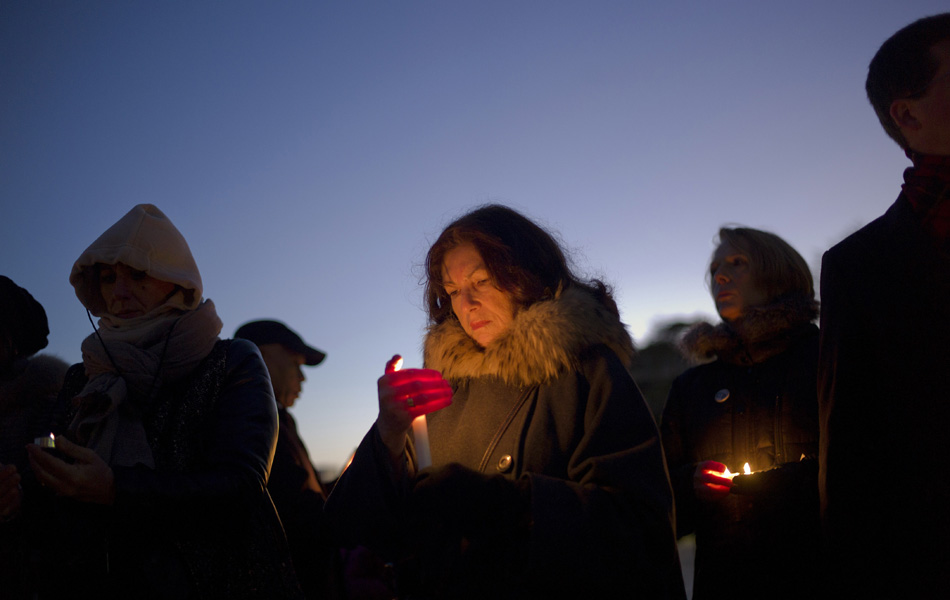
left=1, top=11, right=948, bottom=599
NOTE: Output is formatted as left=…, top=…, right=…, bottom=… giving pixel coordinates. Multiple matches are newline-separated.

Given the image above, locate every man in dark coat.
left=818, top=13, right=950, bottom=599
left=234, top=320, right=340, bottom=599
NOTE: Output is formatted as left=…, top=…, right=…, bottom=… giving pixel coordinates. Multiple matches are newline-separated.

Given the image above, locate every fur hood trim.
left=680, top=295, right=818, bottom=365
left=423, top=286, right=635, bottom=386
left=0, top=354, right=69, bottom=412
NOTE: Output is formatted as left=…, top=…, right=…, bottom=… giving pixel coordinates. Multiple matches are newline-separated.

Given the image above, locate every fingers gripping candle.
left=391, top=356, right=432, bottom=470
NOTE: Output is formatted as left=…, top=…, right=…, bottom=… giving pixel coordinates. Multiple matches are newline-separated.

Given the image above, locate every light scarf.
left=68, top=299, right=223, bottom=467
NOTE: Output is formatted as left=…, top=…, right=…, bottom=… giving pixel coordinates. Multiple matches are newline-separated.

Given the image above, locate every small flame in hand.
left=721, top=463, right=752, bottom=479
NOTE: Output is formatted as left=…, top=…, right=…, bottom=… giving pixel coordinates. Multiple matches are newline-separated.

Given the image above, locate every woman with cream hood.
left=27, top=204, right=302, bottom=599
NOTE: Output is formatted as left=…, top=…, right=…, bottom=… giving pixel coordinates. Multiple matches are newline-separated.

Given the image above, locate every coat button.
left=496, top=454, right=513, bottom=473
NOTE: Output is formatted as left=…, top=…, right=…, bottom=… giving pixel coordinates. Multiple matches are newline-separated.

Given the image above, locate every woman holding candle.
left=660, top=227, right=821, bottom=599
left=327, top=204, right=685, bottom=599
left=26, top=204, right=303, bottom=598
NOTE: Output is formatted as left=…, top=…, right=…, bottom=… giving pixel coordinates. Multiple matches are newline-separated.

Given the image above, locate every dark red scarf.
left=902, top=151, right=950, bottom=241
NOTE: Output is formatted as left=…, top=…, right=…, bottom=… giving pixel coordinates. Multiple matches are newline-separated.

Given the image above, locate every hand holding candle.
left=729, top=462, right=772, bottom=496
left=694, top=460, right=735, bottom=501
left=383, top=355, right=452, bottom=418
left=377, top=354, right=452, bottom=468
left=26, top=435, right=116, bottom=505
left=694, top=460, right=765, bottom=497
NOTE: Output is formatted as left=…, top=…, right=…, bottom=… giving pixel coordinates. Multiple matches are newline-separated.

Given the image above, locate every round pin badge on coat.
left=714, top=389, right=730, bottom=403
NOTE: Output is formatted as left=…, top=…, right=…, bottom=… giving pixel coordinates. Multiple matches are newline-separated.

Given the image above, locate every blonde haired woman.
left=661, top=227, right=821, bottom=600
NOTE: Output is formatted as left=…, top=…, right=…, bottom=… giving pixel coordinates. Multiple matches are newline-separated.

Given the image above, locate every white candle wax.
left=412, top=414, right=431, bottom=470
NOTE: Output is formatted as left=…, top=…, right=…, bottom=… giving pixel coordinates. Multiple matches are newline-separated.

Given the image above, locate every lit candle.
left=34, top=433, right=56, bottom=448
left=721, top=462, right=752, bottom=479
left=727, top=462, right=760, bottom=496
left=392, top=357, right=431, bottom=470
left=412, top=415, right=431, bottom=470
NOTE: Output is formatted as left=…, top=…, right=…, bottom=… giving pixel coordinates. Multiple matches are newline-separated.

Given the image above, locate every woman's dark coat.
left=661, top=302, right=820, bottom=600
left=39, top=339, right=302, bottom=599
left=327, top=287, right=685, bottom=599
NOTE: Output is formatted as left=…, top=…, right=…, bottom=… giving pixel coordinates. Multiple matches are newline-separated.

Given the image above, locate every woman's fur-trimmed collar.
left=680, top=295, right=818, bottom=366
left=423, top=286, right=635, bottom=386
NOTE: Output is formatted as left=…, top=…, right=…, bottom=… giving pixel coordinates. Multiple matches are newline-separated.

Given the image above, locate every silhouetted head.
left=0, top=276, right=50, bottom=365
left=235, top=320, right=325, bottom=408
left=866, top=13, right=950, bottom=153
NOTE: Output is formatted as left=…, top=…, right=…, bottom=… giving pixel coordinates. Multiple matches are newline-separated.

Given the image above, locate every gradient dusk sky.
left=2, top=1, right=944, bottom=474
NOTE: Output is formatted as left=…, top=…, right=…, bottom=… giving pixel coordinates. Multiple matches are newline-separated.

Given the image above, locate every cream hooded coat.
left=70, top=203, right=203, bottom=316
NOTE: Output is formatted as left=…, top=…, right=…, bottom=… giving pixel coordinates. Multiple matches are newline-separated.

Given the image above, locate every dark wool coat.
left=37, top=339, right=303, bottom=599
left=661, top=301, right=821, bottom=600
left=0, top=354, right=68, bottom=600
left=0, top=354, right=68, bottom=471
left=268, top=408, right=344, bottom=600
left=327, top=287, right=685, bottom=599
left=819, top=196, right=950, bottom=599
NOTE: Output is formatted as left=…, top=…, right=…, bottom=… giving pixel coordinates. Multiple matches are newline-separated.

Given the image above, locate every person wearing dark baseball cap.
left=234, top=320, right=340, bottom=599
left=234, top=320, right=327, bottom=367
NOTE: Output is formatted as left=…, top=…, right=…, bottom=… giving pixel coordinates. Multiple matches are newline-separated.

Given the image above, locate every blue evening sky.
left=2, top=1, right=943, bottom=474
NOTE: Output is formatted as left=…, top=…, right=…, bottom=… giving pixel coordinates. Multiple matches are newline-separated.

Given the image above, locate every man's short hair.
left=867, top=13, right=950, bottom=150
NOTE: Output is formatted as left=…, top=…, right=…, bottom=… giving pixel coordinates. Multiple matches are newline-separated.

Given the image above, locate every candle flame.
left=393, top=357, right=404, bottom=371
left=719, top=463, right=751, bottom=479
